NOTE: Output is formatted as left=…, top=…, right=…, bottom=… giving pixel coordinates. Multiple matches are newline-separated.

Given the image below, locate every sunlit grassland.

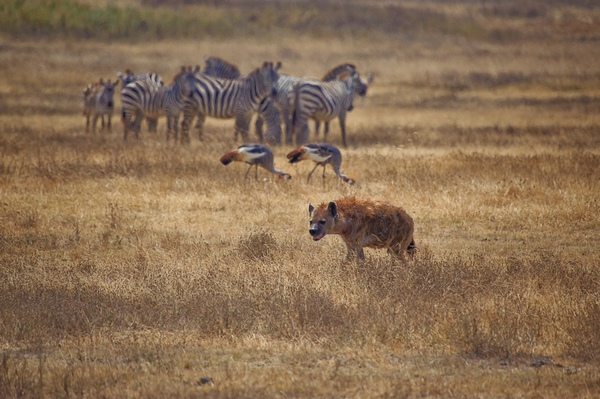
left=1, top=2, right=600, bottom=397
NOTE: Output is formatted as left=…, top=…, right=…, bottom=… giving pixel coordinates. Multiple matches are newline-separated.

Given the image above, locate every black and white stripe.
left=291, top=70, right=360, bottom=147
left=121, top=66, right=197, bottom=142
left=83, top=78, right=119, bottom=132
left=181, top=61, right=281, bottom=142
left=117, top=70, right=164, bottom=133
left=202, top=56, right=241, bottom=80
left=117, top=69, right=163, bottom=88
left=257, top=64, right=372, bottom=145
left=315, top=63, right=373, bottom=139
left=202, top=57, right=280, bottom=145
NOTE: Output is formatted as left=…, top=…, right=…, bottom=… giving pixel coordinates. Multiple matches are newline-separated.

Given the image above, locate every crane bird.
left=220, top=144, right=291, bottom=180
left=286, top=143, right=354, bottom=185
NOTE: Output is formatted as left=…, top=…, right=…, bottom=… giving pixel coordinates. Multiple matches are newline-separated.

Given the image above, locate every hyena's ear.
left=308, top=203, right=314, bottom=215
left=327, top=201, right=337, bottom=218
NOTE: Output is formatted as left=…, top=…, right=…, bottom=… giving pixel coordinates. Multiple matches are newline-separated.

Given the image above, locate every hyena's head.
left=308, top=201, right=338, bottom=241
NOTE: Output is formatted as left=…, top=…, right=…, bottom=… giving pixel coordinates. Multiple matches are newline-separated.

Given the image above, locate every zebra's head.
left=116, top=69, right=135, bottom=87
left=258, top=61, right=282, bottom=96
left=330, top=65, right=372, bottom=97
left=97, top=79, right=119, bottom=109
left=117, top=69, right=164, bottom=89
left=203, top=56, right=241, bottom=79
left=174, top=65, right=200, bottom=97
left=352, top=71, right=373, bottom=97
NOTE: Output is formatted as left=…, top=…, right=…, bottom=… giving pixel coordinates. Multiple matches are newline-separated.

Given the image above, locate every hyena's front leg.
left=345, top=242, right=365, bottom=261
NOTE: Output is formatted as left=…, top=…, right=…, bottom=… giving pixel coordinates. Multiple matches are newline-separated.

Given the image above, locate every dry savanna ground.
left=1, top=5, right=600, bottom=398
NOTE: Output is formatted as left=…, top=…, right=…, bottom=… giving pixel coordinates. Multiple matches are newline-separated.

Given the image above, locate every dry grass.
left=1, top=4, right=600, bottom=397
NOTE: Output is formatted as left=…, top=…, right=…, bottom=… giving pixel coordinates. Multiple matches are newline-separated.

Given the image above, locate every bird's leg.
left=322, top=164, right=327, bottom=181
left=307, top=163, right=320, bottom=183
left=255, top=164, right=259, bottom=180
left=244, top=164, right=253, bottom=179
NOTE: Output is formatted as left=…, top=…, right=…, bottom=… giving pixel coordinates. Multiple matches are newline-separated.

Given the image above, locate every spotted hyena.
left=308, top=196, right=416, bottom=260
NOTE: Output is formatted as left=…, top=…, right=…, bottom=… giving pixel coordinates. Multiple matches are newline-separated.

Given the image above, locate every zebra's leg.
left=92, top=114, right=99, bottom=132
left=255, top=116, right=264, bottom=142
left=147, top=117, right=158, bottom=133
left=193, top=114, right=200, bottom=127
left=132, top=111, right=144, bottom=139
left=264, top=119, right=281, bottom=146
left=338, top=113, right=347, bottom=147
left=295, top=123, right=310, bottom=146
left=100, top=115, right=106, bottom=130
left=166, top=115, right=172, bottom=143
left=195, top=114, right=206, bottom=141
left=86, top=114, right=90, bottom=133
left=235, top=114, right=251, bottom=142
left=172, top=115, right=181, bottom=144
left=261, top=100, right=282, bottom=145
left=107, top=114, right=112, bottom=130
left=180, top=105, right=195, bottom=143
left=324, top=122, right=330, bottom=140
left=282, top=110, right=293, bottom=145
left=133, top=121, right=142, bottom=139
left=315, top=121, right=320, bottom=136
left=122, top=110, right=135, bottom=141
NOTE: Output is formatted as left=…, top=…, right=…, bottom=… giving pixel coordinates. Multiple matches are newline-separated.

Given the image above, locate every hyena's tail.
left=407, top=239, right=416, bottom=256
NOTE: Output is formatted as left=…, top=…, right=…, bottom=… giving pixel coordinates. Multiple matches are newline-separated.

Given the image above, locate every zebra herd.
left=82, top=56, right=374, bottom=147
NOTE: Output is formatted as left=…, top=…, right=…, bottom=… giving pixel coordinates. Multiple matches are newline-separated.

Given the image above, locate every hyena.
left=308, top=196, right=416, bottom=260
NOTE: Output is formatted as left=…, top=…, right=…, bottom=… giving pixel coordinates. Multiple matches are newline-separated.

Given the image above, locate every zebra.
left=315, top=64, right=373, bottom=138
left=202, top=56, right=241, bottom=80
left=254, top=73, right=309, bottom=145
left=201, top=57, right=282, bottom=145
left=82, top=82, right=98, bottom=124
left=117, top=69, right=164, bottom=87
left=121, top=66, right=198, bottom=142
left=255, top=64, right=372, bottom=145
left=181, top=61, right=281, bottom=143
left=83, top=78, right=119, bottom=132
left=116, top=69, right=164, bottom=133
left=291, top=70, right=361, bottom=147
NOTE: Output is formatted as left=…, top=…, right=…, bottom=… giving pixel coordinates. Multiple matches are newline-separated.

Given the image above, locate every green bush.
left=0, top=0, right=497, bottom=41
left=0, top=0, right=238, bottom=40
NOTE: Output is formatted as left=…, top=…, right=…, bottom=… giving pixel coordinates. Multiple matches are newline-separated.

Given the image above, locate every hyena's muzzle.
left=309, top=220, right=327, bottom=241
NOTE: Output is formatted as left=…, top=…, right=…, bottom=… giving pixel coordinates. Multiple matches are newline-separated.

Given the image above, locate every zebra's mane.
left=335, top=70, right=352, bottom=81
left=322, top=63, right=356, bottom=81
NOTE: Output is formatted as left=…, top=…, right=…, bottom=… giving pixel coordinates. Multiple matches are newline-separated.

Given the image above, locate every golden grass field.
left=1, top=3, right=600, bottom=397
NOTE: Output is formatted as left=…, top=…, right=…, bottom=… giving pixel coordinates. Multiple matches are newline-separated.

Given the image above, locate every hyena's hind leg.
left=406, top=239, right=416, bottom=257
left=388, top=239, right=417, bottom=260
